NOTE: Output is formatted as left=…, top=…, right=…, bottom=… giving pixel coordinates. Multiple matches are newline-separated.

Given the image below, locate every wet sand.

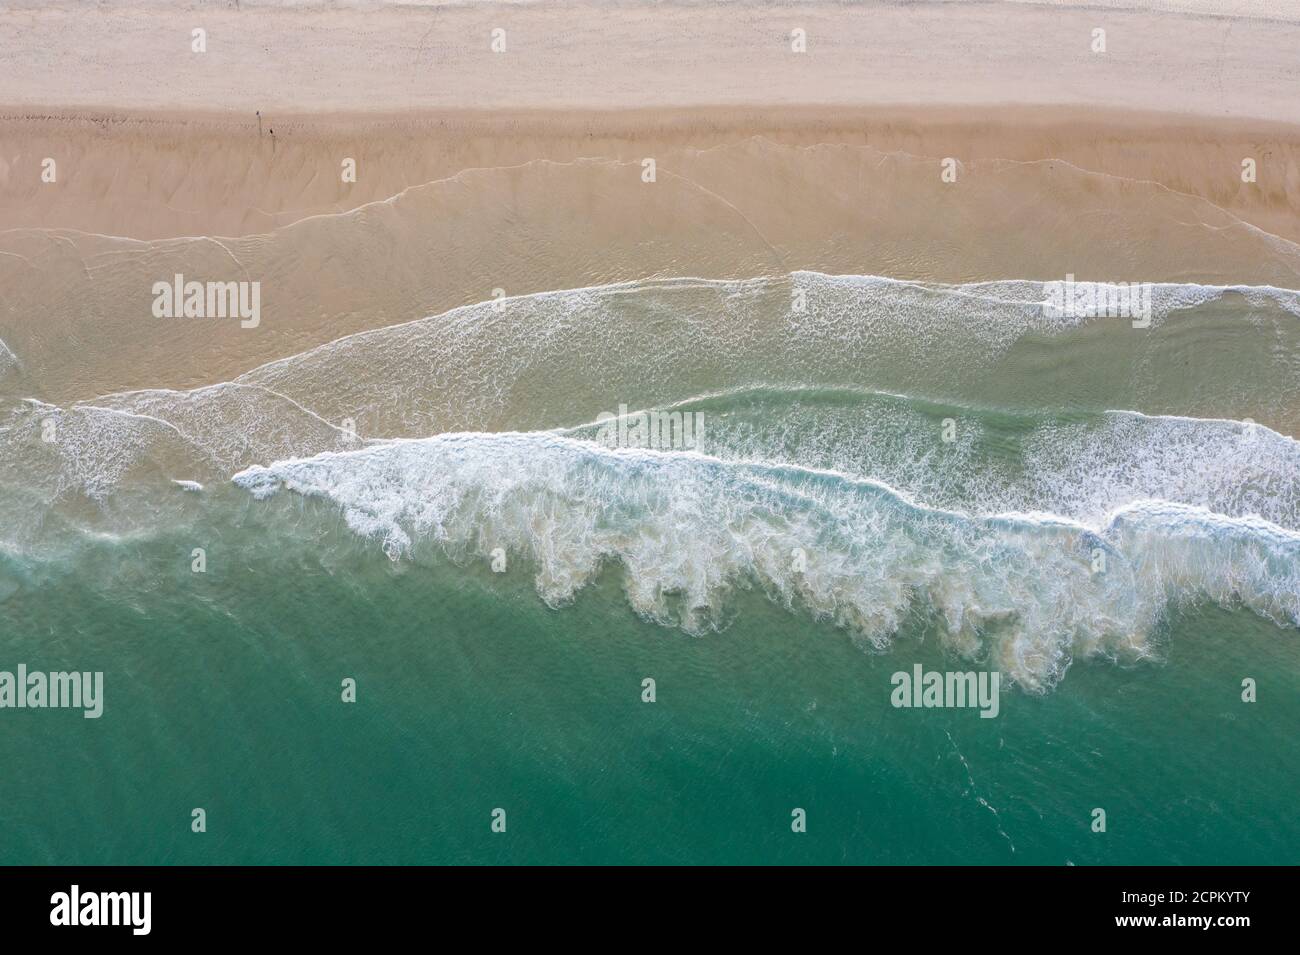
left=3, top=105, right=1300, bottom=242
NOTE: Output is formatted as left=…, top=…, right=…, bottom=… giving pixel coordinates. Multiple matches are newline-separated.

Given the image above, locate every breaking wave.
left=233, top=430, right=1300, bottom=691
left=3, top=271, right=1297, bottom=689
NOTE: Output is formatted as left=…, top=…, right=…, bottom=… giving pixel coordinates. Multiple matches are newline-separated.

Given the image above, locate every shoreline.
left=3, top=99, right=1300, bottom=404
left=3, top=1, right=1298, bottom=405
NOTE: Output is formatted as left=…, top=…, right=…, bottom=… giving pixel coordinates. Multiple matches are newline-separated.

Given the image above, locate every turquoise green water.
left=2, top=274, right=1298, bottom=864
left=1, top=500, right=1297, bottom=865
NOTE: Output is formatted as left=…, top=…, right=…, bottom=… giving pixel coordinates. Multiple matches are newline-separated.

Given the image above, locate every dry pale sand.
left=2, top=1, right=1298, bottom=118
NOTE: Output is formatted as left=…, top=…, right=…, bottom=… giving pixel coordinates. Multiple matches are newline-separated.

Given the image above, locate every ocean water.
left=1, top=271, right=1298, bottom=864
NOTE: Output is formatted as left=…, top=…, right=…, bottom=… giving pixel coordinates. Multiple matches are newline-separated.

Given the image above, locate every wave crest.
left=234, top=431, right=1300, bottom=691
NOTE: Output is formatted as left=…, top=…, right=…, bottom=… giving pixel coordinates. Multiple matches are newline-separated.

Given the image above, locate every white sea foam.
left=0, top=337, right=18, bottom=380
left=604, top=386, right=1300, bottom=531
left=233, top=431, right=1300, bottom=690
left=217, top=271, right=1300, bottom=444
left=4, top=400, right=190, bottom=502
left=6, top=272, right=1297, bottom=557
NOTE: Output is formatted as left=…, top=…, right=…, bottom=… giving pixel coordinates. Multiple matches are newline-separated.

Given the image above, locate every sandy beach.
left=1, top=1, right=1299, bottom=432
left=3, top=1, right=1299, bottom=238
left=2, top=1, right=1300, bottom=877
